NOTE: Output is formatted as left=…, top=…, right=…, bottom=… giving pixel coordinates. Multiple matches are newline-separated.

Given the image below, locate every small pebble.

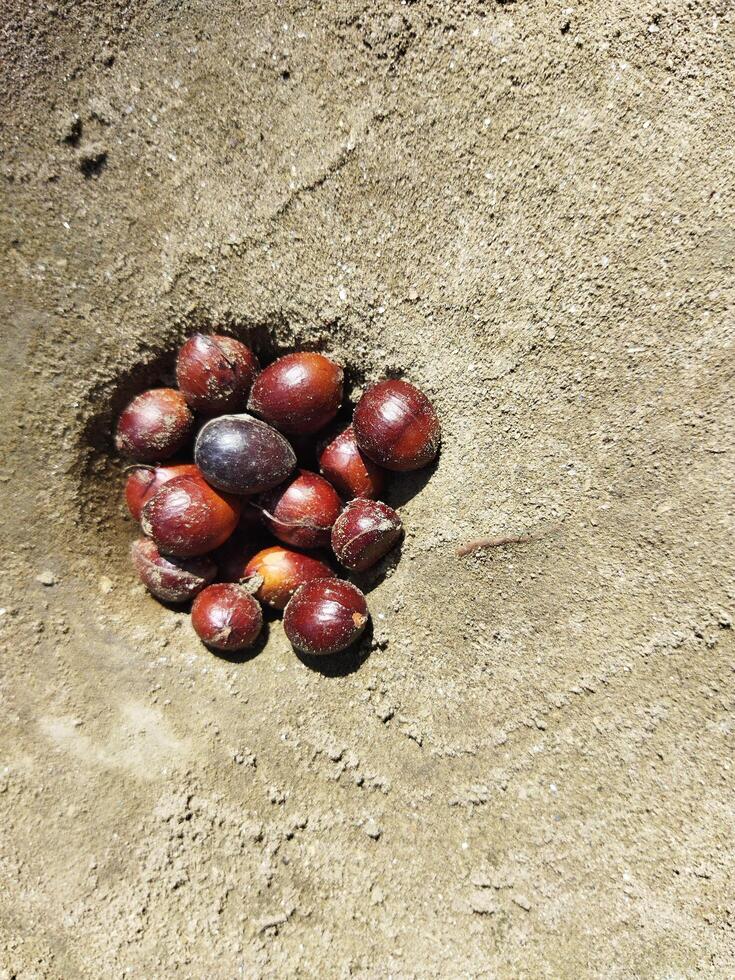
left=376, top=703, right=395, bottom=722
left=370, top=885, right=385, bottom=905
left=363, top=818, right=382, bottom=839
left=58, top=112, right=81, bottom=145
left=36, top=571, right=56, bottom=586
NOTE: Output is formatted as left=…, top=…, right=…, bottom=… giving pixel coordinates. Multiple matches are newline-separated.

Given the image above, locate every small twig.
left=456, top=534, right=533, bottom=557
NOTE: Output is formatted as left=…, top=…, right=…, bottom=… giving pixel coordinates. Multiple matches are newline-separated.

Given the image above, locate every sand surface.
left=1, top=1, right=733, bottom=976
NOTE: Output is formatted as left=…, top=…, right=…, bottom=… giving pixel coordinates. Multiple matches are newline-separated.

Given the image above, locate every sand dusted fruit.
left=195, top=414, right=296, bottom=495
left=243, top=545, right=336, bottom=609
left=318, top=425, right=386, bottom=500
left=124, top=462, right=201, bottom=521
left=191, top=584, right=263, bottom=651
left=141, top=473, right=240, bottom=557
left=353, top=379, right=440, bottom=472
left=284, top=579, right=369, bottom=656
left=176, top=333, right=259, bottom=415
left=115, top=388, right=194, bottom=462
left=130, top=537, right=216, bottom=603
left=248, top=352, right=343, bottom=435
left=331, top=498, right=403, bottom=572
left=257, top=470, right=342, bottom=549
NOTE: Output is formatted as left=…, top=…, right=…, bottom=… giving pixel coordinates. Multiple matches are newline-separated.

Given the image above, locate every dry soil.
left=1, top=1, right=734, bottom=977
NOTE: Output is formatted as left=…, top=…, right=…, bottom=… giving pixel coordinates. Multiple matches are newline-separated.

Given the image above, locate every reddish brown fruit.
left=191, top=584, right=263, bottom=651
left=248, top=352, right=343, bottom=435
left=284, top=579, right=368, bottom=656
left=194, top=413, right=296, bottom=495
left=130, top=537, right=216, bottom=604
left=243, top=546, right=336, bottom=610
left=353, top=379, right=440, bottom=472
left=115, top=388, right=194, bottom=462
left=176, top=333, right=259, bottom=414
left=257, top=470, right=342, bottom=549
left=124, top=462, right=201, bottom=521
left=141, top=473, right=240, bottom=557
left=331, top=499, right=403, bottom=572
left=318, top=425, right=386, bottom=500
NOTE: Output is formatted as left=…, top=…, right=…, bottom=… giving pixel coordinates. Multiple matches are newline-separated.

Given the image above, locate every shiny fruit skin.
left=244, top=545, right=336, bottom=610
left=248, top=352, right=343, bottom=435
left=194, top=413, right=296, bottom=495
left=130, top=537, right=216, bottom=603
left=191, top=584, right=263, bottom=651
left=353, top=379, right=440, bottom=472
left=176, top=333, right=259, bottom=415
left=318, top=425, right=386, bottom=500
left=257, top=470, right=342, bottom=549
left=141, top=473, right=241, bottom=557
left=115, top=388, right=195, bottom=462
left=125, top=462, right=201, bottom=521
left=284, top=578, right=368, bottom=656
left=331, top=499, right=403, bottom=572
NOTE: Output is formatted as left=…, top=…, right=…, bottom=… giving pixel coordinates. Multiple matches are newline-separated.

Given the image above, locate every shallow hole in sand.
left=75, top=314, right=406, bottom=571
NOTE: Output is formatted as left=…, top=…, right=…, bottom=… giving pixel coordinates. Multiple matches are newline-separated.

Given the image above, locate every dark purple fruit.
left=194, top=413, right=296, bottom=495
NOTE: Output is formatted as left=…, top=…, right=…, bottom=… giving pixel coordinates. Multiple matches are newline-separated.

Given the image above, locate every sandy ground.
left=1, top=0, right=734, bottom=976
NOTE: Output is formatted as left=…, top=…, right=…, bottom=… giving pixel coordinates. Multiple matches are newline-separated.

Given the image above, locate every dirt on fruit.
left=1, top=1, right=733, bottom=976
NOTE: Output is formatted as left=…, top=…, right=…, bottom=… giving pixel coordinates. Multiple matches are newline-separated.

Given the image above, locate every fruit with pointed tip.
left=194, top=413, right=296, bottom=495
